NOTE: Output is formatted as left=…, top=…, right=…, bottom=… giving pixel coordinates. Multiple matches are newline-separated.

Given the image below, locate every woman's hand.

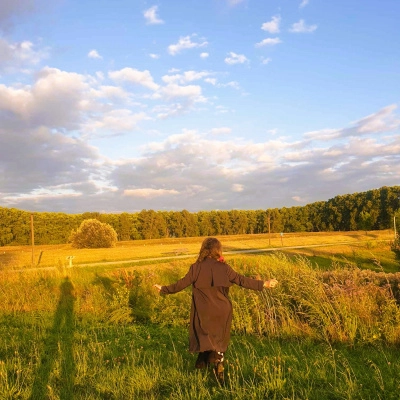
left=153, top=284, right=162, bottom=291
left=263, top=278, right=278, bottom=289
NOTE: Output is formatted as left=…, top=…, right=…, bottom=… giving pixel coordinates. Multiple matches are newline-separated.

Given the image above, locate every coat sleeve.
left=225, top=264, right=264, bottom=291
left=160, top=265, right=195, bottom=295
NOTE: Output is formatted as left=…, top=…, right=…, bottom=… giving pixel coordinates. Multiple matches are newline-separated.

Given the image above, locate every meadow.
left=1, top=231, right=400, bottom=399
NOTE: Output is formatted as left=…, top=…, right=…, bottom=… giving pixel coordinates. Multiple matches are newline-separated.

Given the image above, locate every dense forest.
left=1, top=186, right=399, bottom=246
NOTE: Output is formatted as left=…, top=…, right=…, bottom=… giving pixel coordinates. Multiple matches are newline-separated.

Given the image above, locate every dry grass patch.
left=0, top=230, right=394, bottom=270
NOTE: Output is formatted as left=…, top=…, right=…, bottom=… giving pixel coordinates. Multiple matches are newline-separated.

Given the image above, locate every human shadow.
left=29, top=277, right=76, bottom=400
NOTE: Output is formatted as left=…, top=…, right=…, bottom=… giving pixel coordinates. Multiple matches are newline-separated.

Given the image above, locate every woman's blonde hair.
left=196, top=237, right=222, bottom=263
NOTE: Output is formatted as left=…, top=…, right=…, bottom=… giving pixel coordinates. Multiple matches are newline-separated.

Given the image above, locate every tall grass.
left=1, top=252, right=400, bottom=398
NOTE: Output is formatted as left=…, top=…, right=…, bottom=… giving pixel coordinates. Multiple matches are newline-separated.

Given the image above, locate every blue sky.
left=0, top=0, right=399, bottom=214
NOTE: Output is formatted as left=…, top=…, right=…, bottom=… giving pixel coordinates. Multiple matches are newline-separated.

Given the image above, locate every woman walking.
left=154, top=237, right=278, bottom=383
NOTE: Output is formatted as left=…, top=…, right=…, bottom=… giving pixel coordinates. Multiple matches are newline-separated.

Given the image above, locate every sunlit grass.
left=1, top=238, right=400, bottom=398
left=0, top=229, right=395, bottom=270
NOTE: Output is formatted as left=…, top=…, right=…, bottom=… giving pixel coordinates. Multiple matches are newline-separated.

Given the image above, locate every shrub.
left=69, top=219, right=118, bottom=248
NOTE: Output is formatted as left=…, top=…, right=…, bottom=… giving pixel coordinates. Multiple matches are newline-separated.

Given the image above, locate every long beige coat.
left=160, top=258, right=264, bottom=353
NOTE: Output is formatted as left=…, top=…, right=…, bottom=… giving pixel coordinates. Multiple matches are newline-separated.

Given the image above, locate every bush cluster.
left=69, top=219, right=118, bottom=248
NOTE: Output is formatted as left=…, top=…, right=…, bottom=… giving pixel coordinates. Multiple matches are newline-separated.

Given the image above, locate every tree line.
left=1, top=186, right=399, bottom=246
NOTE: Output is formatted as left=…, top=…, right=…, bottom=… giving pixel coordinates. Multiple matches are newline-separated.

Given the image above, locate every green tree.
left=268, top=208, right=284, bottom=233
left=229, top=210, right=248, bottom=234
left=246, top=210, right=257, bottom=234
left=138, top=210, right=166, bottom=239
left=358, top=211, right=373, bottom=235
left=197, top=211, right=213, bottom=236
left=119, top=212, right=132, bottom=241
left=219, top=211, right=232, bottom=235
left=69, top=219, right=118, bottom=248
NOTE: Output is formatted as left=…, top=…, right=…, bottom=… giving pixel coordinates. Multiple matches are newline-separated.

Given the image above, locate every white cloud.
left=261, top=57, right=272, bottom=65
left=299, top=0, right=309, bottom=8
left=153, top=103, right=185, bottom=119
left=227, top=0, right=245, bottom=5
left=123, top=188, right=179, bottom=198
left=88, top=49, right=102, bottom=59
left=2, top=102, right=400, bottom=212
left=261, top=15, right=281, bottom=33
left=108, top=67, right=159, bottom=90
left=304, top=105, right=400, bottom=141
left=160, top=83, right=203, bottom=100
left=0, top=67, right=90, bottom=129
left=0, top=38, right=48, bottom=71
left=162, top=70, right=212, bottom=84
left=222, top=81, right=240, bottom=89
left=224, top=52, right=248, bottom=65
left=149, top=53, right=160, bottom=59
left=152, top=82, right=206, bottom=119
left=92, top=85, right=129, bottom=101
left=232, top=184, right=244, bottom=192
left=168, top=35, right=208, bottom=55
left=143, top=5, right=164, bottom=25
left=83, top=110, right=149, bottom=136
left=304, top=128, right=339, bottom=141
left=355, top=104, right=400, bottom=134
left=292, top=196, right=305, bottom=202
left=200, top=52, right=209, bottom=58
left=205, top=78, right=217, bottom=85
left=0, top=125, right=99, bottom=195
left=289, top=19, right=317, bottom=33
left=255, top=37, right=282, bottom=47
left=210, top=127, right=232, bottom=135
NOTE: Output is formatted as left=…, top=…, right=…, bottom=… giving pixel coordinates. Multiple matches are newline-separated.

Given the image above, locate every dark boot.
left=195, top=351, right=211, bottom=369
left=207, top=351, right=225, bottom=384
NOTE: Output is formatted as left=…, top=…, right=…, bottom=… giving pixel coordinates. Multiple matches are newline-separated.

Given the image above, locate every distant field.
left=0, top=229, right=397, bottom=272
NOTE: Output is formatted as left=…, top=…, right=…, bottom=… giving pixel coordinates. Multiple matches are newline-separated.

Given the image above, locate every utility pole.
left=30, top=214, right=35, bottom=266
left=268, top=213, right=271, bottom=246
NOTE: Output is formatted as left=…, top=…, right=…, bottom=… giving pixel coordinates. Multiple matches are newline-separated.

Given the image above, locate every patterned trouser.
left=195, top=351, right=224, bottom=368
left=195, top=351, right=225, bottom=383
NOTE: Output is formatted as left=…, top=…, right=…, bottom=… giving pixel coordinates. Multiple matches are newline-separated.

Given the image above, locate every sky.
left=0, top=0, right=399, bottom=214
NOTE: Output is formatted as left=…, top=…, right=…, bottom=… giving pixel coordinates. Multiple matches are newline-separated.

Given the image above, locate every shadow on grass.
left=29, top=277, right=76, bottom=400
left=93, top=274, right=116, bottom=298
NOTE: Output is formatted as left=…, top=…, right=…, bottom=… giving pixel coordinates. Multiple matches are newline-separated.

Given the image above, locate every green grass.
left=1, top=243, right=400, bottom=399
left=1, top=314, right=400, bottom=399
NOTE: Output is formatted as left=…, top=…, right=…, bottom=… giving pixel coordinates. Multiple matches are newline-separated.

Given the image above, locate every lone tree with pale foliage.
left=69, top=219, right=118, bottom=248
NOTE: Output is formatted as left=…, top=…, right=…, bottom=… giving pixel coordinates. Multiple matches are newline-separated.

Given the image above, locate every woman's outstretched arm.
left=153, top=265, right=195, bottom=294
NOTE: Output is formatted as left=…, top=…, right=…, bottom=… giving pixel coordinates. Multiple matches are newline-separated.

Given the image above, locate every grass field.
left=0, top=229, right=396, bottom=272
left=1, top=231, right=400, bottom=399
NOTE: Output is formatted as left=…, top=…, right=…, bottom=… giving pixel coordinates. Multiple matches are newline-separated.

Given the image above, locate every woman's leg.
left=195, top=351, right=211, bottom=369
left=207, top=351, right=225, bottom=384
